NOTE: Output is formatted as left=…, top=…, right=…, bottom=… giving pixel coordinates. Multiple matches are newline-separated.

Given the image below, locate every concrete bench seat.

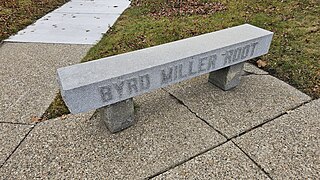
left=57, top=24, right=273, bottom=133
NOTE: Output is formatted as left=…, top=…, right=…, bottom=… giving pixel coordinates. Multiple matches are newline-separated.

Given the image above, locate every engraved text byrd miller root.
left=57, top=24, right=273, bottom=114
left=99, top=42, right=258, bottom=103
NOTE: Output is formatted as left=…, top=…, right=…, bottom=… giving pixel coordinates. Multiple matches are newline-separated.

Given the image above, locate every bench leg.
left=208, top=62, right=244, bottom=90
left=98, top=98, right=135, bottom=133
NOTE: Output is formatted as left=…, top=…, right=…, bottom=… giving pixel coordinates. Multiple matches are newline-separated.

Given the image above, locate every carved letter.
left=161, top=67, right=173, bottom=85
left=173, top=65, right=178, bottom=80
left=232, top=47, right=242, bottom=62
left=250, top=42, right=259, bottom=56
left=188, top=61, right=197, bottom=76
left=113, top=81, right=124, bottom=98
left=198, top=58, right=207, bottom=73
left=241, top=45, right=250, bottom=59
left=127, top=78, right=139, bottom=95
left=207, top=54, right=217, bottom=71
left=178, top=64, right=187, bottom=79
left=223, top=50, right=234, bottom=65
left=139, top=74, right=151, bottom=90
left=100, top=86, right=113, bottom=102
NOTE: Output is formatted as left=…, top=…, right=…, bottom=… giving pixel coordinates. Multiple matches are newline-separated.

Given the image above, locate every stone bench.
left=57, top=24, right=273, bottom=133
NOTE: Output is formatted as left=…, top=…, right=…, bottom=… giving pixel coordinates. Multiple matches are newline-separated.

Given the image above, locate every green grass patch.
left=85, top=0, right=319, bottom=98
left=0, top=0, right=69, bottom=41
left=44, top=0, right=319, bottom=119
left=42, top=92, right=70, bottom=120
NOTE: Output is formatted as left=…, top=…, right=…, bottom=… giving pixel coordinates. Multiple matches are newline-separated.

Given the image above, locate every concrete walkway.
left=0, top=43, right=91, bottom=124
left=5, top=0, right=130, bottom=44
left=1, top=1, right=319, bottom=179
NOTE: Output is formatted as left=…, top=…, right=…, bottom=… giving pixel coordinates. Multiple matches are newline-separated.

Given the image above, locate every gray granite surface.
left=57, top=24, right=273, bottom=113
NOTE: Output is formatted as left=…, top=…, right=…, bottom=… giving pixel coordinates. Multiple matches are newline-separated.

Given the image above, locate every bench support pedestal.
left=99, top=98, right=135, bottom=133
left=208, top=62, right=244, bottom=90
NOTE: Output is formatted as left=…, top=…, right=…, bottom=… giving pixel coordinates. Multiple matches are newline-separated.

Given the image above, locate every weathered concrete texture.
left=99, top=98, right=135, bottom=133
left=243, top=63, right=268, bottom=75
left=165, top=74, right=311, bottom=138
left=0, top=123, right=32, bottom=166
left=154, top=142, right=269, bottom=179
left=0, top=90, right=226, bottom=179
left=234, top=99, right=320, bottom=179
left=0, top=42, right=91, bottom=124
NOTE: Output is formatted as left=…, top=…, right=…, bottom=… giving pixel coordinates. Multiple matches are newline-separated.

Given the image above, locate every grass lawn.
left=44, top=0, right=319, bottom=119
left=0, top=0, right=69, bottom=41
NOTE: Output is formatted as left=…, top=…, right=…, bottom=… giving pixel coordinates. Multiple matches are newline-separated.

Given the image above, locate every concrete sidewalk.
left=0, top=0, right=131, bottom=124
left=0, top=43, right=91, bottom=124
left=1, top=64, right=319, bottom=179
left=5, top=0, right=131, bottom=44
left=0, top=0, right=319, bottom=178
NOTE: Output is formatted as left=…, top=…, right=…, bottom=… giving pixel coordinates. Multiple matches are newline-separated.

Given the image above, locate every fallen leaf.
left=61, top=115, right=68, bottom=120
left=31, top=116, right=42, bottom=123
left=257, top=60, right=267, bottom=68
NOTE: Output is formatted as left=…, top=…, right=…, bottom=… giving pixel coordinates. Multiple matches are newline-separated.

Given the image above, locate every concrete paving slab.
left=38, top=13, right=119, bottom=27
left=0, top=42, right=91, bottom=124
left=154, top=142, right=269, bottom=179
left=165, top=74, right=311, bottom=138
left=0, top=123, right=32, bottom=166
left=5, top=0, right=130, bottom=44
left=0, top=89, right=226, bottom=179
left=55, top=0, right=130, bottom=14
left=0, top=77, right=28, bottom=116
left=6, top=13, right=120, bottom=45
left=234, top=99, right=320, bottom=179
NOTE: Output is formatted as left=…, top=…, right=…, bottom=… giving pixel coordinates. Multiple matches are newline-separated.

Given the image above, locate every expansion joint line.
left=0, top=124, right=36, bottom=169
left=228, top=100, right=312, bottom=179
left=146, top=141, right=229, bottom=179
left=162, top=88, right=229, bottom=140
left=231, top=140, right=273, bottom=180
left=159, top=88, right=312, bottom=179
left=228, top=98, right=313, bottom=140
left=0, top=121, right=31, bottom=126
left=162, top=89, right=275, bottom=178
left=159, top=88, right=272, bottom=179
